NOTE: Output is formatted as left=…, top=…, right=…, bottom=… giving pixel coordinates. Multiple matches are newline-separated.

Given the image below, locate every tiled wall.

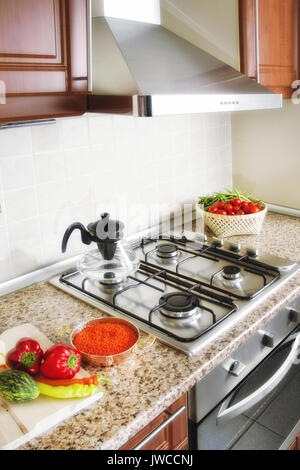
left=0, top=112, right=232, bottom=282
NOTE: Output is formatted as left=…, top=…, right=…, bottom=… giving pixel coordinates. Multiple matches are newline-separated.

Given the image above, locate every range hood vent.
left=88, top=0, right=282, bottom=116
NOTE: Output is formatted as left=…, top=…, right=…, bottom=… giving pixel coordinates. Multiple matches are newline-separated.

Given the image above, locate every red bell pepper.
left=40, top=344, right=81, bottom=379
left=35, top=375, right=100, bottom=387
left=6, top=337, right=43, bottom=376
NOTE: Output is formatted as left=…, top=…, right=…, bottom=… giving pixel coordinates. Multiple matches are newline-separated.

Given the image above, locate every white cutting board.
left=0, top=323, right=105, bottom=450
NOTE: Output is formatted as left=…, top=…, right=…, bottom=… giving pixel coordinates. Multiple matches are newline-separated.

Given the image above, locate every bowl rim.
left=70, top=317, right=140, bottom=359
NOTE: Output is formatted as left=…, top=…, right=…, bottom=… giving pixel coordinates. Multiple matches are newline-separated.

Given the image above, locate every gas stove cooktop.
left=50, top=231, right=299, bottom=356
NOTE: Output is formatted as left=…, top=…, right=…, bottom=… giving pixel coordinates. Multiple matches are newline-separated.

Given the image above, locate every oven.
left=188, top=296, right=300, bottom=450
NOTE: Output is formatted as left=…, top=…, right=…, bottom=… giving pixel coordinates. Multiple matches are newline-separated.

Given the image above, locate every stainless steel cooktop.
left=50, top=231, right=299, bottom=356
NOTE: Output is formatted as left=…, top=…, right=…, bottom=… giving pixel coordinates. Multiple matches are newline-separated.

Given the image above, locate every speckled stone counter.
left=0, top=212, right=299, bottom=450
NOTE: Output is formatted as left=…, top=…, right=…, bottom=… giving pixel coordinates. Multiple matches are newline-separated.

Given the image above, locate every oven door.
left=196, top=330, right=300, bottom=450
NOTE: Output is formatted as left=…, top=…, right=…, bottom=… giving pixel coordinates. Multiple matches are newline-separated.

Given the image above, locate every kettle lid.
left=87, top=213, right=124, bottom=242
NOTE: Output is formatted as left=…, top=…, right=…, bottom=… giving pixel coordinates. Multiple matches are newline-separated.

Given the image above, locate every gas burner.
left=159, top=292, right=199, bottom=319
left=100, top=271, right=124, bottom=286
left=222, top=266, right=242, bottom=281
left=156, top=243, right=179, bottom=260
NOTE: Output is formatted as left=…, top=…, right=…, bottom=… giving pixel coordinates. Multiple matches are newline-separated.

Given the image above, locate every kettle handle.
left=61, top=222, right=93, bottom=253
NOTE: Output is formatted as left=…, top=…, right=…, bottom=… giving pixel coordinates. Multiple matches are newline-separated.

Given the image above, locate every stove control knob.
left=288, top=309, right=300, bottom=323
left=212, top=237, right=224, bottom=247
left=228, top=360, right=246, bottom=377
left=228, top=242, right=241, bottom=252
left=261, top=331, right=275, bottom=348
left=247, top=247, right=259, bottom=258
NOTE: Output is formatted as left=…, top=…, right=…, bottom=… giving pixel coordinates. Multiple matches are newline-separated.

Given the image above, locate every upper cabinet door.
left=0, top=0, right=67, bottom=94
left=239, top=0, right=298, bottom=98
left=0, top=0, right=88, bottom=123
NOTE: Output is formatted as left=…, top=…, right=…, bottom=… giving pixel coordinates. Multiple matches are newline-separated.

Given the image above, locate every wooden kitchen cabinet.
left=0, top=0, right=88, bottom=123
left=239, top=0, right=299, bottom=98
left=120, top=394, right=188, bottom=450
left=288, top=432, right=300, bottom=450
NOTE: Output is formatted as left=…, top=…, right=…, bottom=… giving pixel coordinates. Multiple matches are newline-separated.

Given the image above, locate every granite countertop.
left=0, top=212, right=299, bottom=450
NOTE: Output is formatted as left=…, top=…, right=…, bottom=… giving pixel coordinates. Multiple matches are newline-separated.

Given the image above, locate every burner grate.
left=139, top=236, right=280, bottom=300
left=59, top=263, right=236, bottom=344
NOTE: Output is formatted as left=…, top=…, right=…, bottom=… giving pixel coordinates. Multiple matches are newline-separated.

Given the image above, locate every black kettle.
left=62, top=213, right=125, bottom=261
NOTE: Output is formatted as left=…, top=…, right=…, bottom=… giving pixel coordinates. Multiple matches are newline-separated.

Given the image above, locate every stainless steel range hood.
left=89, top=0, right=282, bottom=116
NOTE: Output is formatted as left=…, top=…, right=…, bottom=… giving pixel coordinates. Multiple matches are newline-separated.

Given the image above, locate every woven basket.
left=196, top=204, right=267, bottom=237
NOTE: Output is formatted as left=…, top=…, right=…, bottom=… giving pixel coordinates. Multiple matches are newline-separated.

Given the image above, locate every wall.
left=161, top=0, right=240, bottom=70
left=0, top=112, right=232, bottom=282
left=232, top=100, right=300, bottom=209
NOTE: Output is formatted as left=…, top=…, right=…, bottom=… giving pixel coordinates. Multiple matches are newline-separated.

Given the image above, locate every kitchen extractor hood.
left=88, top=0, right=282, bottom=116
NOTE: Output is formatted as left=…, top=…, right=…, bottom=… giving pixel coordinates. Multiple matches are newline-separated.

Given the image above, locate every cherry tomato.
left=232, top=198, right=242, bottom=206
left=236, top=210, right=245, bottom=215
left=217, top=210, right=227, bottom=215
left=250, top=205, right=260, bottom=213
left=228, top=200, right=235, bottom=206
left=216, top=202, right=225, bottom=209
left=208, top=205, right=218, bottom=213
left=224, top=204, right=233, bottom=212
left=241, top=201, right=249, bottom=210
left=227, top=210, right=235, bottom=216
left=233, top=205, right=241, bottom=213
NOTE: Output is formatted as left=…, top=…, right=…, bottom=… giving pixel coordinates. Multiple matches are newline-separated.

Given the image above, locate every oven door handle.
left=216, top=333, right=300, bottom=425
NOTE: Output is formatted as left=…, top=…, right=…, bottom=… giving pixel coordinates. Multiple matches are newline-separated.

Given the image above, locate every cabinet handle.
left=0, top=120, right=56, bottom=130
left=133, top=405, right=186, bottom=450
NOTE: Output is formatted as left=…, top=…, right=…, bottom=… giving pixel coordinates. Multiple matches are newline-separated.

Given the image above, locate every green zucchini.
left=0, top=369, right=39, bottom=402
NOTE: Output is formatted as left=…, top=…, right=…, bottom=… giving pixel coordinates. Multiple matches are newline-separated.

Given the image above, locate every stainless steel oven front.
left=188, top=296, right=300, bottom=450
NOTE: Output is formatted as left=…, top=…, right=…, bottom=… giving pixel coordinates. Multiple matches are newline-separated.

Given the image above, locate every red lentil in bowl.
left=70, top=318, right=140, bottom=367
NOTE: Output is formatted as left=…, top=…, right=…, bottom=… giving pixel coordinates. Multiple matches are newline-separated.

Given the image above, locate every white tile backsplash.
left=31, top=123, right=62, bottom=154
left=34, top=151, right=66, bottom=184
left=4, top=187, right=38, bottom=223
left=88, top=115, right=114, bottom=147
left=8, top=217, right=43, bottom=278
left=0, top=227, right=12, bottom=282
left=0, top=155, right=35, bottom=191
left=0, top=127, right=32, bottom=158
left=64, top=147, right=91, bottom=178
left=0, top=112, right=232, bottom=282
left=61, top=117, right=89, bottom=149
left=36, top=181, right=69, bottom=215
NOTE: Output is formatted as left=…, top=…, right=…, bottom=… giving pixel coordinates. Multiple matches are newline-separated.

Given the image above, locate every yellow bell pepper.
left=36, top=381, right=103, bottom=399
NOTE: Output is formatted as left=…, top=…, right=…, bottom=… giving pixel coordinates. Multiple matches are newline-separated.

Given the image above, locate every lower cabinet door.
left=120, top=394, right=188, bottom=451
left=288, top=433, right=300, bottom=450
